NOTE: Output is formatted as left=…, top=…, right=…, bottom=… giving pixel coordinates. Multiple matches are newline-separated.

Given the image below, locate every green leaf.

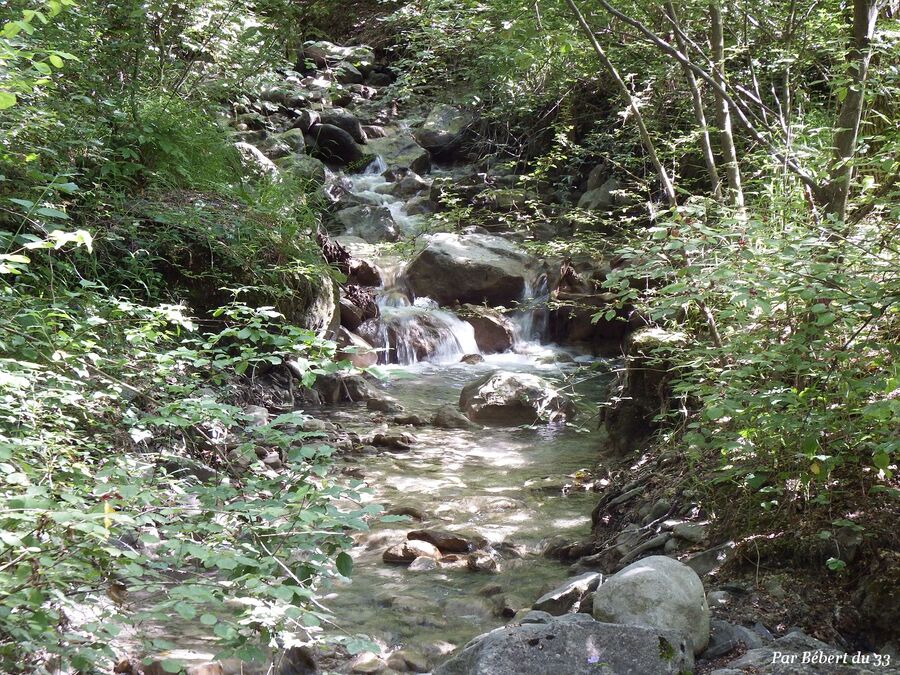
left=199, top=613, right=218, bottom=626
left=336, top=551, right=353, bottom=577
left=0, top=92, right=16, bottom=109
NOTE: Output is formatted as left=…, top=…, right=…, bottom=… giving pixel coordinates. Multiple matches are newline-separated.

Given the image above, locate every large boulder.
left=334, top=205, right=399, bottom=243
left=308, top=124, right=366, bottom=167
left=366, top=134, right=431, bottom=174
left=434, top=614, right=693, bottom=675
left=592, top=555, right=709, bottom=654
left=459, top=371, right=575, bottom=425
left=297, top=276, right=340, bottom=339
left=414, top=104, right=471, bottom=157
left=404, top=233, right=532, bottom=306
left=319, top=108, right=366, bottom=144
left=458, top=304, right=515, bottom=353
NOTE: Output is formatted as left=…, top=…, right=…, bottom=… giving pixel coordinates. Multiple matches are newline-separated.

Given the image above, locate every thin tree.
left=709, top=1, right=744, bottom=208
left=562, top=0, right=678, bottom=208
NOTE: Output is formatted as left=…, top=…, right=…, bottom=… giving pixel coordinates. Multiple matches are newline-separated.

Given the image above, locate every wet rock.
left=370, top=431, right=416, bottom=450
left=386, top=505, right=427, bottom=521
left=383, top=539, right=442, bottom=564
left=459, top=371, right=576, bottom=425
left=386, top=649, right=429, bottom=673
left=432, top=404, right=478, bottom=429
left=459, top=354, right=483, bottom=365
left=413, top=104, right=471, bottom=157
left=392, top=413, right=428, bottom=426
left=319, top=108, right=366, bottom=143
left=434, top=614, right=693, bottom=675
left=337, top=327, right=378, bottom=368
left=339, top=297, right=364, bottom=331
left=408, top=556, right=439, bottom=572
left=405, top=233, right=532, bottom=306
left=335, top=205, right=399, bottom=243
left=361, top=124, right=387, bottom=138
left=310, top=372, right=373, bottom=404
left=378, top=169, right=429, bottom=197
left=348, top=259, right=382, bottom=287
left=292, top=109, right=320, bottom=132
left=467, top=551, right=501, bottom=573
left=366, top=134, right=430, bottom=174
left=532, top=572, right=602, bottom=616
left=308, top=123, right=366, bottom=166
left=592, top=555, right=710, bottom=654
left=366, top=393, right=404, bottom=413
left=703, top=619, right=764, bottom=660
left=459, top=304, right=514, bottom=353
left=408, top=529, right=473, bottom=554
left=349, top=652, right=386, bottom=674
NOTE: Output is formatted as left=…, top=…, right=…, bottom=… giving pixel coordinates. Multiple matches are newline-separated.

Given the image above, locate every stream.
left=314, top=161, right=613, bottom=664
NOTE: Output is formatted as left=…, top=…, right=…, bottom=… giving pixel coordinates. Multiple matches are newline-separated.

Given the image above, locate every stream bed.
left=320, top=351, right=612, bottom=660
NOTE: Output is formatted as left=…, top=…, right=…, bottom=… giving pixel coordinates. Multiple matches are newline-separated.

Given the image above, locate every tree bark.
left=822, top=0, right=880, bottom=221
left=665, top=1, right=722, bottom=201
left=709, top=2, right=744, bottom=208
left=562, top=0, right=678, bottom=208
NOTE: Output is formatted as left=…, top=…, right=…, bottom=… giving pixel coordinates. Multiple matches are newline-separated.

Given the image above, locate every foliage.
left=0, top=282, right=374, bottom=671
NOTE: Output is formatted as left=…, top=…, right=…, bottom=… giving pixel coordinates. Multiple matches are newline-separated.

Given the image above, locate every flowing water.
left=321, top=353, right=612, bottom=658
left=314, top=151, right=616, bottom=660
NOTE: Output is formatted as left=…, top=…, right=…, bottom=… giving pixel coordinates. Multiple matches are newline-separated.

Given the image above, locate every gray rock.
left=459, top=304, right=514, bottom=353
left=434, top=616, right=693, bottom=675
left=235, top=141, right=278, bottom=177
left=577, top=177, right=623, bottom=211
left=386, top=649, right=430, bottom=673
left=408, top=556, right=439, bottom=572
left=684, top=541, right=735, bottom=577
left=319, top=107, right=366, bottom=143
left=405, top=232, right=532, bottom=306
left=673, top=522, right=707, bottom=543
left=618, top=533, right=672, bottom=566
left=275, top=153, right=327, bottom=184
left=308, top=123, right=366, bottom=166
left=366, top=393, right=403, bottom=413
left=724, top=630, right=881, bottom=674
left=383, top=539, right=442, bottom=564
left=459, top=371, right=576, bottom=425
left=532, top=572, right=602, bottom=615
left=432, top=404, right=478, bottom=429
left=366, top=134, right=430, bottom=174
left=704, top=619, right=764, bottom=659
left=592, top=555, right=710, bottom=654
left=335, top=205, right=399, bottom=243
left=414, top=103, right=471, bottom=156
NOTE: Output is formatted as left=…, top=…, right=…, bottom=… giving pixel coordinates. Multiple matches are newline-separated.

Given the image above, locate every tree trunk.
left=822, top=0, right=880, bottom=221
left=709, top=2, right=744, bottom=209
left=562, top=0, right=678, bottom=208
left=665, top=1, right=722, bottom=201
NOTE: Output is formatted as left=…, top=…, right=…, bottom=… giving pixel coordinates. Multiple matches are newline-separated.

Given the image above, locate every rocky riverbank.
left=130, top=36, right=898, bottom=675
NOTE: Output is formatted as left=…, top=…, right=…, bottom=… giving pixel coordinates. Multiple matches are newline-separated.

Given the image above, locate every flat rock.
left=434, top=615, right=693, bottom=674
left=408, top=529, right=473, bottom=554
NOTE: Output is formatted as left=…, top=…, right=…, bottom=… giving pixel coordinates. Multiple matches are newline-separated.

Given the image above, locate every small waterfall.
left=512, top=274, right=551, bottom=345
